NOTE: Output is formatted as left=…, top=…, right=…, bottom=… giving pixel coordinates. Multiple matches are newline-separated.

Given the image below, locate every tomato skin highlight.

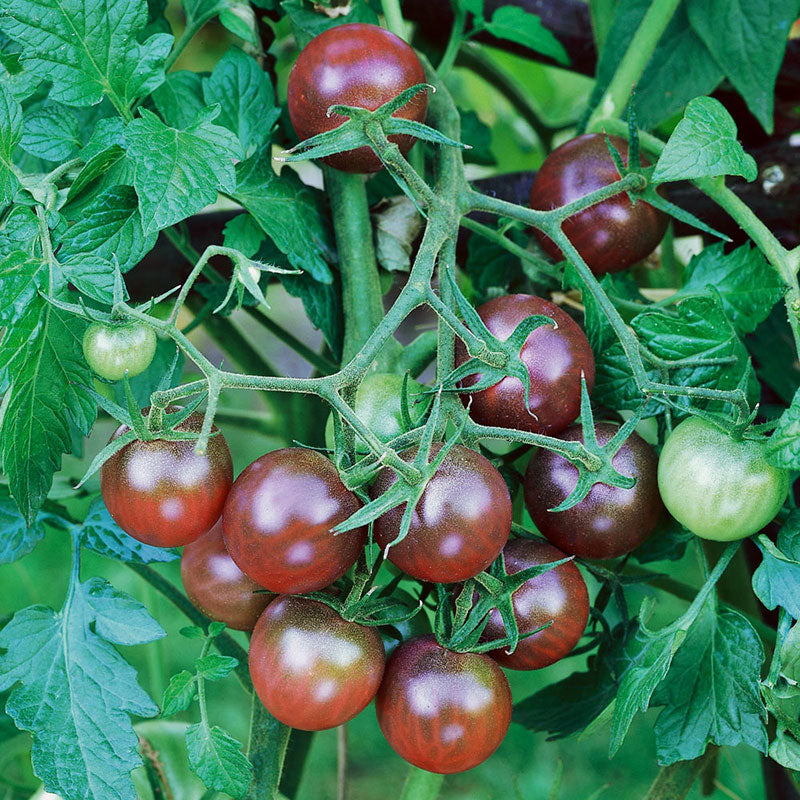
left=480, top=538, right=589, bottom=670
left=658, top=417, right=790, bottom=541
left=524, top=423, right=662, bottom=559
left=101, top=412, right=233, bottom=548
left=529, top=133, right=667, bottom=275
left=371, top=443, right=511, bottom=583
left=375, top=635, right=512, bottom=773
left=180, top=519, right=273, bottom=631
left=454, top=294, right=595, bottom=436
left=222, top=447, right=367, bottom=593
left=249, top=596, right=385, bottom=731
left=83, top=322, right=157, bottom=381
left=287, top=23, right=427, bottom=173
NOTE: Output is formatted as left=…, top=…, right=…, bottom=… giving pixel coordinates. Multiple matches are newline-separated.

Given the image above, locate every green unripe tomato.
left=82, top=322, right=157, bottom=381
left=325, top=373, right=426, bottom=452
left=657, top=417, right=790, bottom=542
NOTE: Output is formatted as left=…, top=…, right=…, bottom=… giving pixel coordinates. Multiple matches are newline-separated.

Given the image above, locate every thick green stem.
left=399, top=767, right=444, bottom=800
left=324, top=167, right=392, bottom=367
left=586, top=0, right=681, bottom=130
left=380, top=0, right=408, bottom=39
left=278, top=731, right=314, bottom=799
left=245, top=698, right=292, bottom=800
left=644, top=747, right=716, bottom=800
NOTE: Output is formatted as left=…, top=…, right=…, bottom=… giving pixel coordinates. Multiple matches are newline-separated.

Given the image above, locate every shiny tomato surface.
left=481, top=538, right=589, bottom=670
left=249, top=596, right=385, bottom=730
left=376, top=635, right=512, bottom=773
left=222, top=447, right=366, bottom=593
left=101, top=412, right=233, bottom=547
left=371, top=444, right=511, bottom=583
left=454, top=294, right=595, bottom=435
left=180, top=519, right=273, bottom=631
left=287, top=23, right=427, bottom=173
left=524, top=423, right=662, bottom=558
left=529, top=133, right=667, bottom=274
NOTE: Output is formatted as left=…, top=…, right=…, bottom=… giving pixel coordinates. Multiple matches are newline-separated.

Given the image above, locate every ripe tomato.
left=82, top=322, right=157, bottom=382
left=529, top=134, right=667, bottom=275
left=287, top=23, right=427, bottom=173
left=325, top=373, right=426, bottom=454
left=524, top=422, right=662, bottom=559
left=249, top=596, right=385, bottom=731
left=180, top=519, right=273, bottom=631
left=658, top=417, right=790, bottom=541
left=222, top=448, right=367, bottom=593
left=375, top=635, right=512, bottom=773
left=101, top=412, right=233, bottom=547
left=454, top=294, right=595, bottom=435
left=371, top=444, right=511, bottom=583
left=480, top=538, right=589, bottom=670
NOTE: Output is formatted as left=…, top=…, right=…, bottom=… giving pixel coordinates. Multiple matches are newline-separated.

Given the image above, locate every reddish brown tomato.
left=180, top=520, right=274, bottom=631
left=481, top=538, right=589, bottom=670
left=100, top=411, right=233, bottom=548
left=524, top=423, right=663, bottom=559
left=529, top=134, right=667, bottom=275
left=249, top=596, right=385, bottom=731
left=454, top=294, right=595, bottom=436
left=375, top=635, right=512, bottom=773
left=371, top=444, right=511, bottom=583
left=222, top=448, right=367, bottom=593
left=287, top=23, right=428, bottom=173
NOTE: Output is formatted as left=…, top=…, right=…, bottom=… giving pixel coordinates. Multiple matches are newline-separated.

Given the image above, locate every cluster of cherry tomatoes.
left=89, top=21, right=791, bottom=776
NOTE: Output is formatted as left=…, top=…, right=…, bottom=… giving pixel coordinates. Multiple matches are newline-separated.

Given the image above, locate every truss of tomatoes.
left=94, top=23, right=792, bottom=777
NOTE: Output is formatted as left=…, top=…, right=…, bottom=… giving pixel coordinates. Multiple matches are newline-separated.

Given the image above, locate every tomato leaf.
left=281, top=0, right=380, bottom=48
left=651, top=97, right=757, bottom=184
left=185, top=722, right=253, bottom=799
left=127, top=107, right=242, bottom=235
left=685, top=0, right=799, bottom=135
left=232, top=148, right=334, bottom=283
left=632, top=514, right=694, bottom=564
left=152, top=71, right=206, bottom=129
left=765, top=387, right=800, bottom=470
left=161, top=671, right=198, bottom=717
left=82, top=496, right=179, bottom=564
left=481, top=7, right=569, bottom=65
left=0, top=0, right=172, bottom=109
left=20, top=103, right=79, bottom=162
left=752, top=514, right=800, bottom=618
left=0, top=485, right=52, bottom=564
left=202, top=46, right=280, bottom=157
left=0, top=84, right=23, bottom=205
left=0, top=576, right=163, bottom=800
left=195, top=654, right=239, bottom=681
left=651, top=604, right=767, bottom=764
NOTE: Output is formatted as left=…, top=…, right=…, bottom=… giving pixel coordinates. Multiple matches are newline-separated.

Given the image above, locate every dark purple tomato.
left=481, top=538, right=589, bottom=670
left=101, top=411, right=233, bottom=548
left=287, top=23, right=428, bottom=173
left=529, top=133, right=667, bottom=275
left=454, top=294, right=595, bottom=436
left=249, top=596, right=385, bottom=731
left=180, top=519, right=274, bottom=631
left=375, top=635, right=512, bottom=773
left=371, top=444, right=511, bottom=583
left=524, top=422, right=663, bottom=559
left=222, top=448, right=366, bottom=593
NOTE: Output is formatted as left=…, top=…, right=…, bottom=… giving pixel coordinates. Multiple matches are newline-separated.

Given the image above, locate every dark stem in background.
left=643, top=747, right=717, bottom=800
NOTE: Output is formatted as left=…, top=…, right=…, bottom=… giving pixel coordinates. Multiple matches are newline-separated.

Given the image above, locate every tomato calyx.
left=279, top=84, right=465, bottom=169
left=431, top=543, right=572, bottom=654
left=298, top=553, right=423, bottom=628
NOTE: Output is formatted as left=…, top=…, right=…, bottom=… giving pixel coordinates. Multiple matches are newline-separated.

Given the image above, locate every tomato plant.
left=1, top=0, right=799, bottom=798
left=481, top=538, right=589, bottom=670
left=101, top=412, right=233, bottom=547
left=524, top=422, right=663, bottom=559
left=658, top=417, right=790, bottom=541
left=529, top=134, right=668, bottom=274
left=287, top=23, right=427, bottom=173
left=180, top=519, right=274, bottom=631
left=222, top=448, right=367, bottom=593
left=82, top=322, right=157, bottom=381
left=375, top=635, right=512, bottom=773
left=370, top=443, right=512, bottom=583
left=454, top=294, right=595, bottom=435
left=249, top=596, right=385, bottom=730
